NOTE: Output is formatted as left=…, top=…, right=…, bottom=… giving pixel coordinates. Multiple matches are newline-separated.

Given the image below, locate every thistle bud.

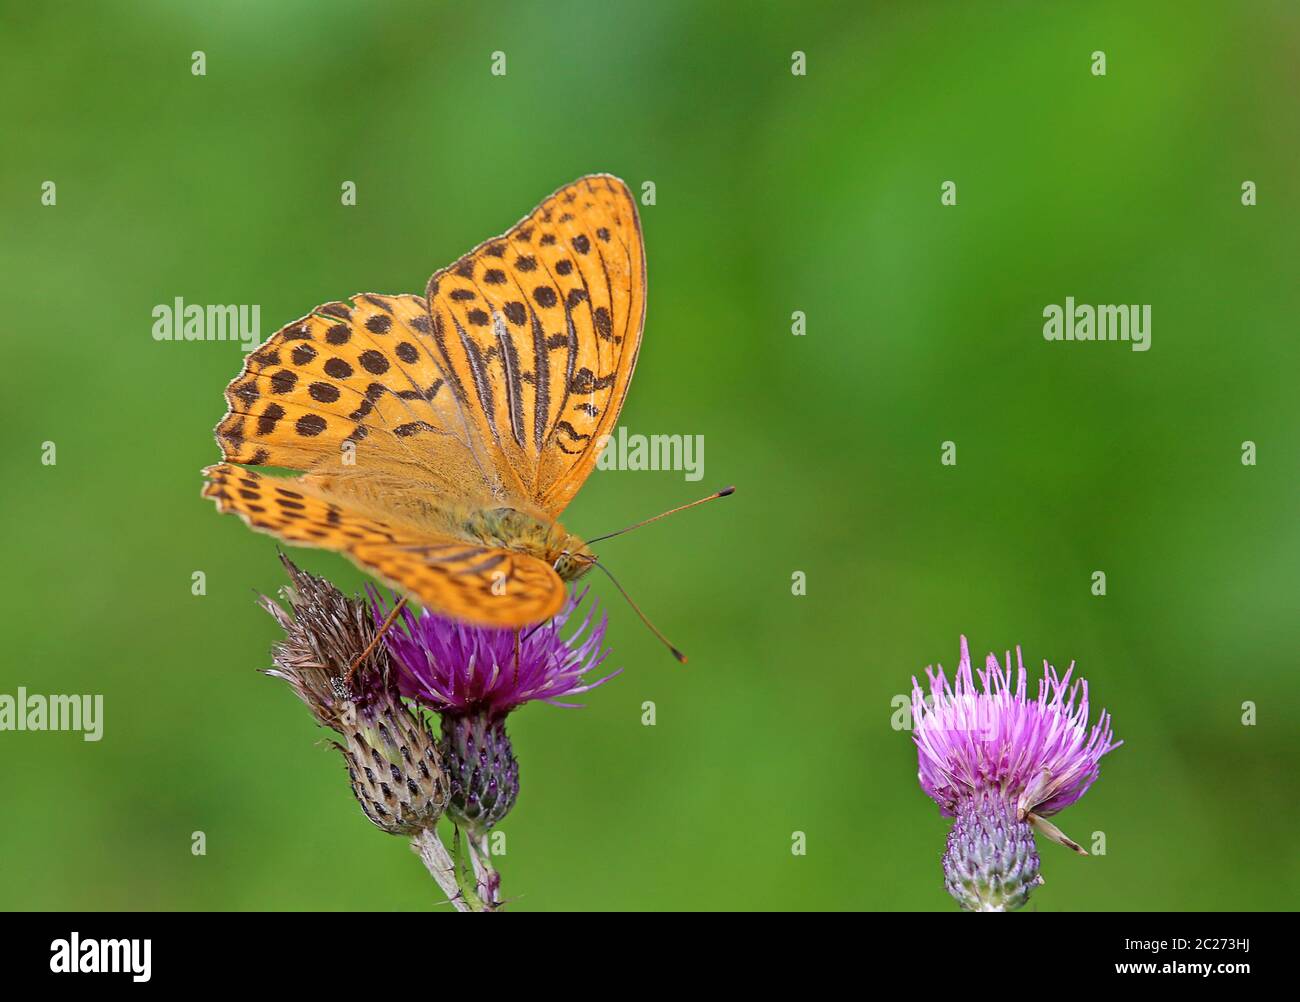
left=942, top=793, right=1041, bottom=911
left=341, top=695, right=447, bottom=836
left=440, top=711, right=519, bottom=838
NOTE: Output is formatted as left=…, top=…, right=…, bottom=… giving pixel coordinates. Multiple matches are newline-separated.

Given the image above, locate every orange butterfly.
left=202, top=174, right=724, bottom=649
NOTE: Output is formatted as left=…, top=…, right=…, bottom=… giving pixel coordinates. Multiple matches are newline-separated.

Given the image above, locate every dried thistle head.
left=260, top=554, right=447, bottom=836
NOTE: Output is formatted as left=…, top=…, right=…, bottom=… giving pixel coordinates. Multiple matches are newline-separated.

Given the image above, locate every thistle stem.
left=411, top=828, right=474, bottom=912
left=468, top=834, right=502, bottom=910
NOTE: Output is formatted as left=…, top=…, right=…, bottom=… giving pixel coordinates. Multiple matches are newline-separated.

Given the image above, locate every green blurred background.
left=2, top=1, right=1297, bottom=911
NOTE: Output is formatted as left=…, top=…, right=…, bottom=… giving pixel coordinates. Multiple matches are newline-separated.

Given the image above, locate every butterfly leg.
left=344, top=596, right=408, bottom=690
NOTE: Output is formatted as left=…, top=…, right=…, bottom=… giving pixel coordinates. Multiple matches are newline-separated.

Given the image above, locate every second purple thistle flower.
left=371, top=588, right=620, bottom=839
left=910, top=636, right=1122, bottom=911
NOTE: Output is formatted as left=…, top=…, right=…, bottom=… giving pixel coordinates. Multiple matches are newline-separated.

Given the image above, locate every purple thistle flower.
left=371, top=588, right=620, bottom=718
left=370, top=589, right=619, bottom=840
left=910, top=636, right=1121, bottom=911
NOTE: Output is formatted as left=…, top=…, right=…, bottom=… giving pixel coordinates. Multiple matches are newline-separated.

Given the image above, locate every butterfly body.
left=202, top=174, right=642, bottom=629
left=461, top=507, right=594, bottom=582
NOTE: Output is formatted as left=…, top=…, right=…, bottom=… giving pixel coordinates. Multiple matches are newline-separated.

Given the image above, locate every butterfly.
left=202, top=174, right=647, bottom=632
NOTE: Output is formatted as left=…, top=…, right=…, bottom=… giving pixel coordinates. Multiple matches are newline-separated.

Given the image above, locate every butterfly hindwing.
left=348, top=538, right=566, bottom=627
left=426, top=173, right=645, bottom=516
left=201, top=464, right=565, bottom=626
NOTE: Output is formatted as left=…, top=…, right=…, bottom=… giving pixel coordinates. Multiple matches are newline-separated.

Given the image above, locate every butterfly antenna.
left=585, top=486, right=735, bottom=545
left=588, top=558, right=688, bottom=664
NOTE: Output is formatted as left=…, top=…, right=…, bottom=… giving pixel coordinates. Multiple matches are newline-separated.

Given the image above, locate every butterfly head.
left=552, top=539, right=597, bottom=582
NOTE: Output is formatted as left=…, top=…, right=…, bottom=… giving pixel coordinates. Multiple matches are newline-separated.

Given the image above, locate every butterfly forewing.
left=426, top=173, right=645, bottom=516
left=217, top=292, right=511, bottom=501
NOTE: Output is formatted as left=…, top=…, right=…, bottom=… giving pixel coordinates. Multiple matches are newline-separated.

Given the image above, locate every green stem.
left=468, top=833, right=501, bottom=910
